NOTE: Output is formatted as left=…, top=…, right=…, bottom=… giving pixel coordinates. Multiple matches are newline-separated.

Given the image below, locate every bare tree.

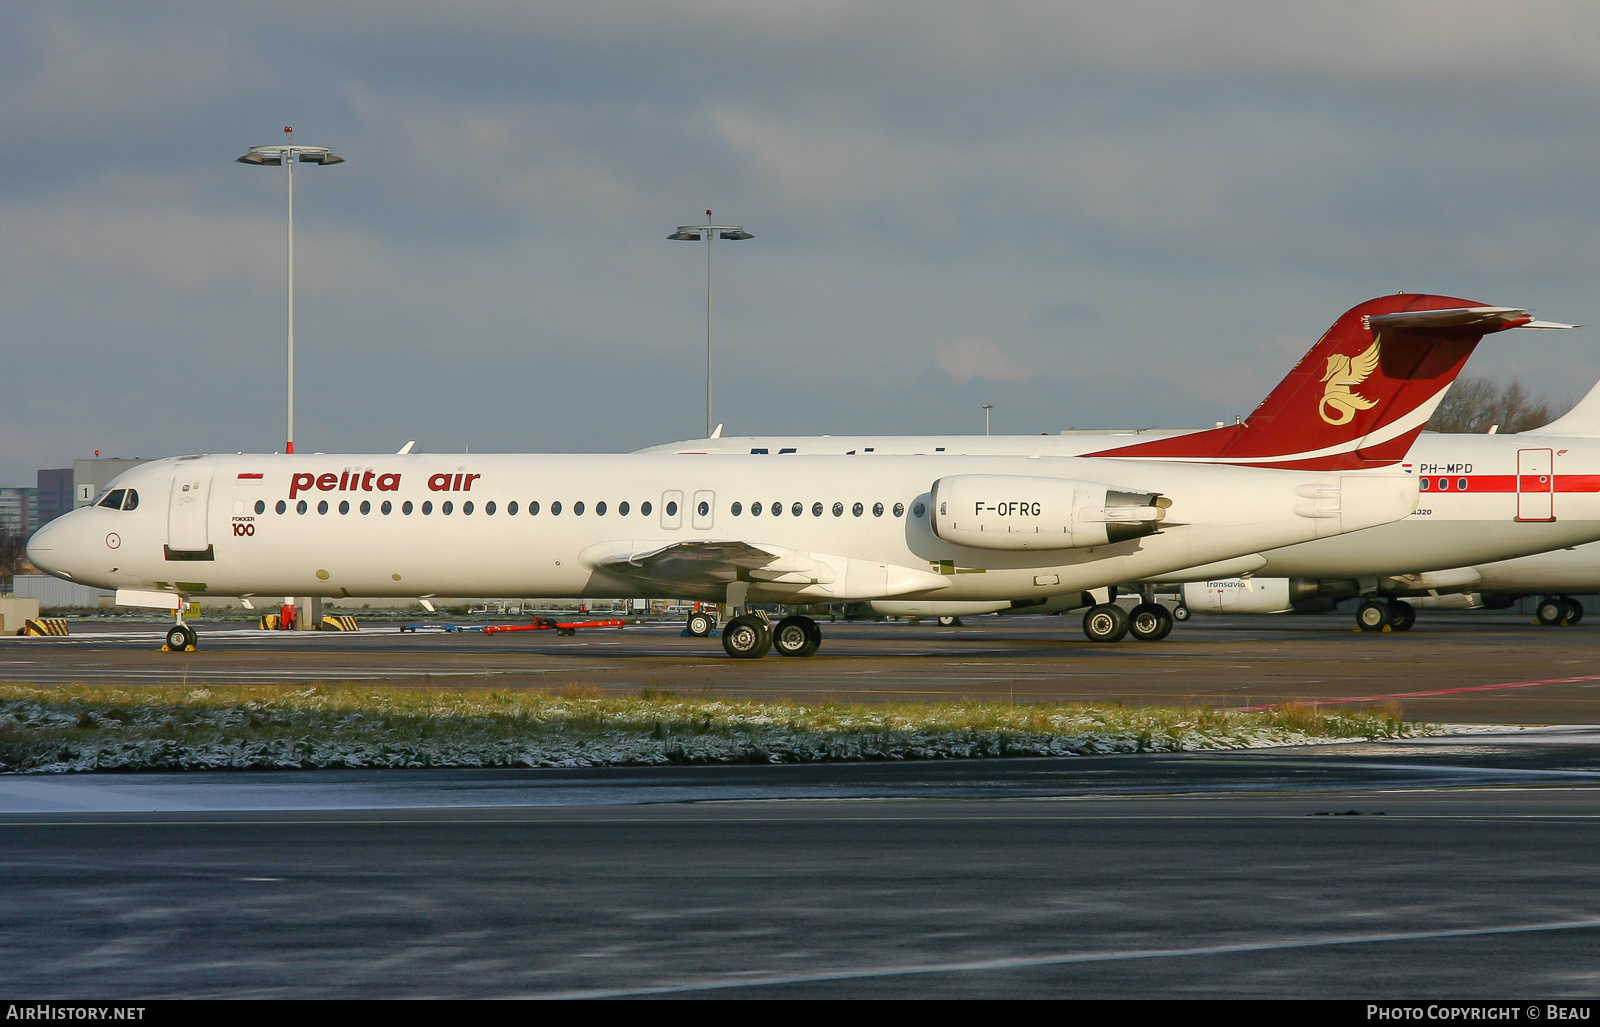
left=0, top=526, right=26, bottom=592
left=1427, top=375, right=1567, bottom=434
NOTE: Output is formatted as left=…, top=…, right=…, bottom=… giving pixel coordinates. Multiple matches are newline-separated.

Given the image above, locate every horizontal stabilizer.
left=1364, top=307, right=1531, bottom=333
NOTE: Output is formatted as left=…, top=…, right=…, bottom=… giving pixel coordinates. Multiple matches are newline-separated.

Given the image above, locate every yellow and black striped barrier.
left=321, top=615, right=360, bottom=632
left=258, top=614, right=281, bottom=630
left=19, top=618, right=69, bottom=636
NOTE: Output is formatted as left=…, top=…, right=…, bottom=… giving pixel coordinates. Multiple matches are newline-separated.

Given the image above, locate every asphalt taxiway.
left=4, top=613, right=1600, bottom=722
left=5, top=615, right=1600, bottom=997
left=2, top=729, right=1599, bottom=998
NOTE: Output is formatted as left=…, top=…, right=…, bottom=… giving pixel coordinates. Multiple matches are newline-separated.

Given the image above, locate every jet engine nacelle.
left=929, top=474, right=1167, bottom=551
left=1180, top=577, right=1362, bottom=614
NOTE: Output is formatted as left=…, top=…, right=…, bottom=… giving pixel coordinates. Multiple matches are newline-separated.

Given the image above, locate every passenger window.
left=812, top=502, right=823, bottom=517
left=551, top=501, right=562, bottom=515
left=297, top=500, right=308, bottom=514
left=382, top=501, right=392, bottom=515
left=642, top=501, right=653, bottom=516
left=731, top=501, right=743, bottom=516
left=276, top=500, right=286, bottom=514
left=619, top=501, right=630, bottom=516
left=833, top=502, right=844, bottom=517
left=1419, top=478, right=1430, bottom=491
left=893, top=502, right=905, bottom=517
left=486, top=501, right=496, bottom=515
left=792, top=502, right=803, bottom=517
left=1437, top=479, right=1449, bottom=491
left=530, top=501, right=540, bottom=515
left=698, top=501, right=709, bottom=516
left=123, top=490, right=139, bottom=511
left=750, top=502, right=762, bottom=516
left=318, top=500, right=329, bottom=515
left=596, top=501, right=606, bottom=515
left=255, top=500, right=266, bottom=515
left=507, top=501, right=517, bottom=515
left=360, top=500, right=370, bottom=515
left=1458, top=478, right=1468, bottom=490
left=666, top=501, right=678, bottom=516
left=339, top=500, right=350, bottom=515
left=443, top=501, right=454, bottom=514
left=463, top=501, right=474, bottom=515
left=422, top=501, right=433, bottom=514
left=98, top=490, right=126, bottom=509
left=852, top=502, right=863, bottom=517
left=403, top=501, right=413, bottom=515
left=912, top=501, right=926, bottom=517
left=573, top=501, right=584, bottom=515
left=770, top=501, right=781, bottom=517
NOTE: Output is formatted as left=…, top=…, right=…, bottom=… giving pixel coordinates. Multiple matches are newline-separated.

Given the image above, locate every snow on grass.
left=0, top=684, right=1435, bottom=774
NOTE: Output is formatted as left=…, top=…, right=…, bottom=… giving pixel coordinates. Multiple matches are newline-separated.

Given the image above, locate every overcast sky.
left=5, top=1, right=1600, bottom=482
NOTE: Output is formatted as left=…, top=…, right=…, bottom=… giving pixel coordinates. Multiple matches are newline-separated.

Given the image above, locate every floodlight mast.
left=236, top=127, right=344, bottom=454
left=668, top=211, right=753, bottom=438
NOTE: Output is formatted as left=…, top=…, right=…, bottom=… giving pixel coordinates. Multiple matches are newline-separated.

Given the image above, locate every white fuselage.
left=640, top=432, right=1600, bottom=578
left=27, top=451, right=1415, bottom=605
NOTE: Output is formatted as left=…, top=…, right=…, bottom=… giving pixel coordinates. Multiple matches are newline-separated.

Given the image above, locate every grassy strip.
left=0, top=684, right=1429, bottom=773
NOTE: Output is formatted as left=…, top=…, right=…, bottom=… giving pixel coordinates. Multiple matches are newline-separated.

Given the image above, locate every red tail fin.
left=1086, top=294, right=1534, bottom=470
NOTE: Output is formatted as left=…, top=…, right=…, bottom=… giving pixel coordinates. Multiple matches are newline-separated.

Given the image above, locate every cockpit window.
left=122, top=489, right=138, bottom=511
left=98, top=489, right=126, bottom=510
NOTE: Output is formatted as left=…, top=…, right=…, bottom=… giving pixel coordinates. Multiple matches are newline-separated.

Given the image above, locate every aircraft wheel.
left=1356, top=600, right=1391, bottom=633
left=721, top=615, right=772, bottom=659
left=936, top=615, right=963, bottom=627
left=773, top=615, right=821, bottom=657
left=1173, top=604, right=1191, bottom=621
left=1535, top=597, right=1567, bottom=626
left=1128, top=602, right=1174, bottom=641
left=1081, top=604, right=1129, bottom=643
left=1387, top=600, right=1416, bottom=632
left=685, top=610, right=716, bottom=637
left=1563, top=597, right=1584, bottom=625
left=165, top=624, right=196, bottom=652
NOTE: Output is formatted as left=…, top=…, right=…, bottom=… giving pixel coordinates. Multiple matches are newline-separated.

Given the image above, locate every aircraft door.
left=168, top=471, right=215, bottom=551
left=692, top=490, right=715, bottom=530
left=661, top=490, right=684, bottom=529
left=1516, top=448, right=1555, bottom=522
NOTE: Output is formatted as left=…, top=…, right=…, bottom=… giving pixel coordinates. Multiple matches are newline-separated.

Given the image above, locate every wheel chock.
left=708, top=628, right=720, bottom=637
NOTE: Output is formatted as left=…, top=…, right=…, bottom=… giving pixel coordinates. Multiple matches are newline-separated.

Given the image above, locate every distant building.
left=0, top=485, right=37, bottom=538
left=73, top=457, right=147, bottom=508
left=35, top=468, right=72, bottom=526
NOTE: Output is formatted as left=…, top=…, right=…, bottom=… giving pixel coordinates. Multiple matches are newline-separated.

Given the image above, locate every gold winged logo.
left=1319, top=335, right=1381, bottom=425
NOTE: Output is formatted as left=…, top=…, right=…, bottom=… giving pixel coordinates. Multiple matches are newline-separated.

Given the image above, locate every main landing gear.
left=1080, top=602, right=1174, bottom=642
left=688, top=607, right=825, bottom=659
left=1356, top=598, right=1415, bottom=633
left=1535, top=596, right=1585, bottom=626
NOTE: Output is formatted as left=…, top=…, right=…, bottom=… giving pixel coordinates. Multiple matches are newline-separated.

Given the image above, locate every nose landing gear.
left=163, top=622, right=197, bottom=653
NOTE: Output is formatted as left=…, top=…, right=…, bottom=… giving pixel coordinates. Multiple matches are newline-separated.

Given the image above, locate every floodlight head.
left=237, top=144, right=343, bottom=167
left=719, top=230, right=753, bottom=241
left=667, top=230, right=702, bottom=241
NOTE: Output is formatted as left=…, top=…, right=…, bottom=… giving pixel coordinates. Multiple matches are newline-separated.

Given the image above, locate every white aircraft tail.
left=1522, top=376, right=1600, bottom=437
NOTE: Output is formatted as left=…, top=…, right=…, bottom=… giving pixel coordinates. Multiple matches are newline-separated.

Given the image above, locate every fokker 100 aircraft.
left=27, top=294, right=1539, bottom=657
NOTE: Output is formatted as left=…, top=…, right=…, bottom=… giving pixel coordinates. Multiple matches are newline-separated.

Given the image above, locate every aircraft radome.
left=28, top=293, right=1542, bottom=656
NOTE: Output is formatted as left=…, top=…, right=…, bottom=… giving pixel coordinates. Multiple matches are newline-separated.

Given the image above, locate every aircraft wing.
left=580, top=540, right=838, bottom=585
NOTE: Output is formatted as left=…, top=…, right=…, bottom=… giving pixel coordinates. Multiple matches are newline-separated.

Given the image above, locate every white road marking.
left=534, top=917, right=1600, bottom=998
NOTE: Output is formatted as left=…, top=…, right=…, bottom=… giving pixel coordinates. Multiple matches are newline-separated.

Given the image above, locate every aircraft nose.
left=25, top=520, right=63, bottom=576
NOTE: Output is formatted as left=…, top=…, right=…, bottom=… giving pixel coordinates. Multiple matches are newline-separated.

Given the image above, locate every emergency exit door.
left=167, top=472, right=214, bottom=551
left=1516, top=448, right=1554, bottom=522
